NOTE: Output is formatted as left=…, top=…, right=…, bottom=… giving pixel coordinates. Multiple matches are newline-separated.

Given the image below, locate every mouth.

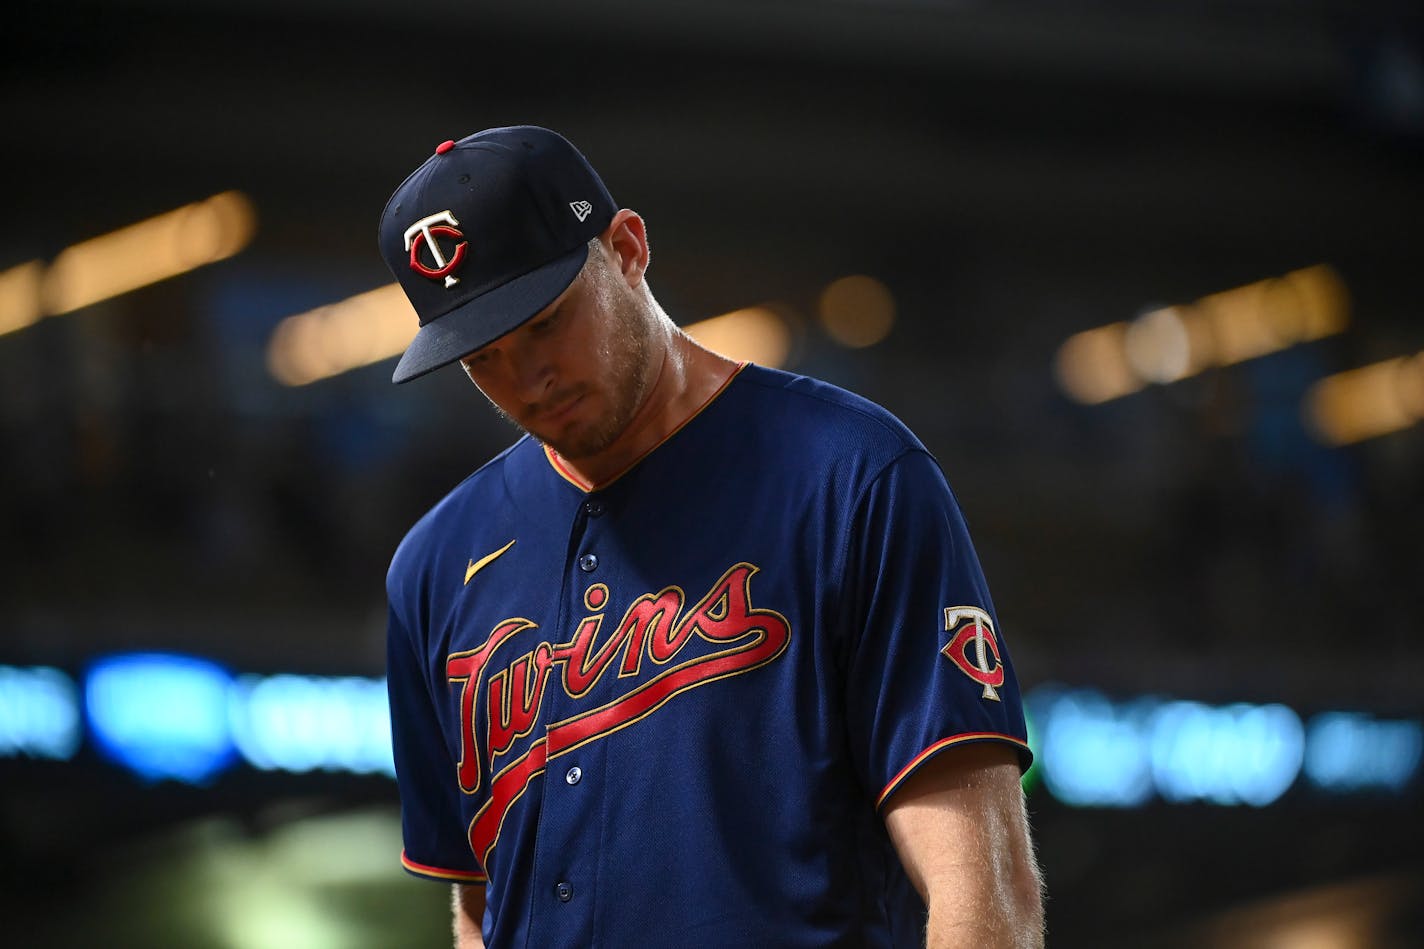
left=540, top=394, right=585, bottom=425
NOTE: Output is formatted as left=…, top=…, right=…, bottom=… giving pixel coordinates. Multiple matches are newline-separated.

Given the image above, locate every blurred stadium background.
left=2, top=0, right=1422, bottom=946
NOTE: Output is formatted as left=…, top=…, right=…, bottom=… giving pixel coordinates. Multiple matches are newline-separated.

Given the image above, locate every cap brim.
left=392, top=243, right=590, bottom=384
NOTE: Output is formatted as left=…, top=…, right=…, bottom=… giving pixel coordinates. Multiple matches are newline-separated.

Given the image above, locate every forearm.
left=452, top=883, right=486, bottom=949
left=922, top=801, right=1044, bottom=947
left=884, top=745, right=1045, bottom=949
left=925, top=916, right=1043, bottom=949
left=930, top=777, right=1045, bottom=947
left=923, top=856, right=1044, bottom=949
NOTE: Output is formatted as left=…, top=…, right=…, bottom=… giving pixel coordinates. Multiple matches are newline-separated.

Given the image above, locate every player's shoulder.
left=386, top=436, right=538, bottom=592
left=732, top=363, right=926, bottom=460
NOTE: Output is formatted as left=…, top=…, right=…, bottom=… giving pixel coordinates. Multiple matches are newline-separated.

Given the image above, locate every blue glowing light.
left=228, top=674, right=394, bottom=776
left=1028, top=687, right=1154, bottom=807
left=43, top=650, right=1420, bottom=804
left=1027, top=686, right=1307, bottom=808
left=1304, top=712, right=1423, bottom=793
left=1148, top=701, right=1303, bottom=807
left=85, top=653, right=237, bottom=784
left=0, top=665, right=82, bottom=760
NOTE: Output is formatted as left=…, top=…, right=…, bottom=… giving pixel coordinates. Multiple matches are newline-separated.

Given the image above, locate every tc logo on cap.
left=405, top=210, right=467, bottom=288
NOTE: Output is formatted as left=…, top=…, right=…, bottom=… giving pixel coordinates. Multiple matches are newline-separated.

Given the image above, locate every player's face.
left=459, top=246, right=657, bottom=460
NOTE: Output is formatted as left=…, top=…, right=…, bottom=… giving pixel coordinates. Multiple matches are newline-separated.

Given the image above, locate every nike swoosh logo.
left=465, top=539, right=516, bottom=586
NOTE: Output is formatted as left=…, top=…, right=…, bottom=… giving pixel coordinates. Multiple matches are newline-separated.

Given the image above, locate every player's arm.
left=882, top=742, right=1044, bottom=949
left=452, top=883, right=486, bottom=949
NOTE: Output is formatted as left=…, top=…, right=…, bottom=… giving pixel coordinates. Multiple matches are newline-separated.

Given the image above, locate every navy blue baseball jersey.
left=386, top=362, right=1031, bottom=948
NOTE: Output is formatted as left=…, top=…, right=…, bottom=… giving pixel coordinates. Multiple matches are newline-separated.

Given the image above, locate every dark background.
left=2, top=1, right=1421, bottom=946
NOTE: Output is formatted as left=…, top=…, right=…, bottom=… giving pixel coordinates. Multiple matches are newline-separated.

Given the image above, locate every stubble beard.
left=546, top=288, right=655, bottom=460
left=485, top=277, right=656, bottom=461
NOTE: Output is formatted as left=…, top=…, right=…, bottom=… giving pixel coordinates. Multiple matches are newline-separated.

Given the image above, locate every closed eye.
left=529, top=309, right=563, bottom=335
left=462, top=349, right=494, bottom=369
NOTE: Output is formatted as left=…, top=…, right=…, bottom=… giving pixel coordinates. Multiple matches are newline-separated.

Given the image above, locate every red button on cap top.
left=436, top=140, right=456, bottom=155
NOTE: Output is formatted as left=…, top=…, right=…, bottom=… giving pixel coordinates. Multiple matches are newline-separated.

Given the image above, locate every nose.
left=508, top=339, right=556, bottom=405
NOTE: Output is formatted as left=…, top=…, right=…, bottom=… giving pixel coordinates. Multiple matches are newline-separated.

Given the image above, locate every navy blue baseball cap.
left=378, top=126, right=617, bottom=384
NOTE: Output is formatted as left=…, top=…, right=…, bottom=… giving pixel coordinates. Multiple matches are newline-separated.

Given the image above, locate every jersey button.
left=578, top=553, right=598, bottom=572
left=584, top=500, right=605, bottom=517
left=565, top=766, right=582, bottom=785
left=555, top=881, right=573, bottom=903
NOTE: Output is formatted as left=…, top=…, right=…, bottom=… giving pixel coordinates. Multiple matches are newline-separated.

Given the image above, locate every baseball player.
left=380, top=126, right=1043, bottom=948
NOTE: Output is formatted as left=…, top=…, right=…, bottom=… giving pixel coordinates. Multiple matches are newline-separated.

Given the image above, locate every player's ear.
left=603, top=209, right=649, bottom=288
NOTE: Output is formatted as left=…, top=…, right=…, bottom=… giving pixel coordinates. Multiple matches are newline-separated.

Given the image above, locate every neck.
left=551, top=326, right=738, bottom=489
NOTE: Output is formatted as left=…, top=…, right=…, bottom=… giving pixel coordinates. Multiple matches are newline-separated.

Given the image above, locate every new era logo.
left=569, top=200, right=593, bottom=222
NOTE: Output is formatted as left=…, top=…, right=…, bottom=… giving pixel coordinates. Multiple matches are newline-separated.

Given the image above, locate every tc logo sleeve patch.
left=941, top=606, right=1005, bottom=702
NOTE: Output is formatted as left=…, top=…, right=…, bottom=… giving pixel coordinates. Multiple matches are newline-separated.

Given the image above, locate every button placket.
left=537, top=497, right=606, bottom=928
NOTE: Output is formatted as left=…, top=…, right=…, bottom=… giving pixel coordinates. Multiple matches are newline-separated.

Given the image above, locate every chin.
left=545, top=434, right=605, bottom=461
left=545, top=418, right=624, bottom=460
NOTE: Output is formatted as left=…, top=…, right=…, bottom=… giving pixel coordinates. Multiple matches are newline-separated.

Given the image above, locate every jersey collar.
left=542, top=362, right=748, bottom=493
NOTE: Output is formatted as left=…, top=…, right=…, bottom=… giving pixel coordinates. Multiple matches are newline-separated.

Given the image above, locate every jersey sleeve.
left=841, top=449, right=1032, bottom=812
left=386, top=603, right=487, bottom=884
